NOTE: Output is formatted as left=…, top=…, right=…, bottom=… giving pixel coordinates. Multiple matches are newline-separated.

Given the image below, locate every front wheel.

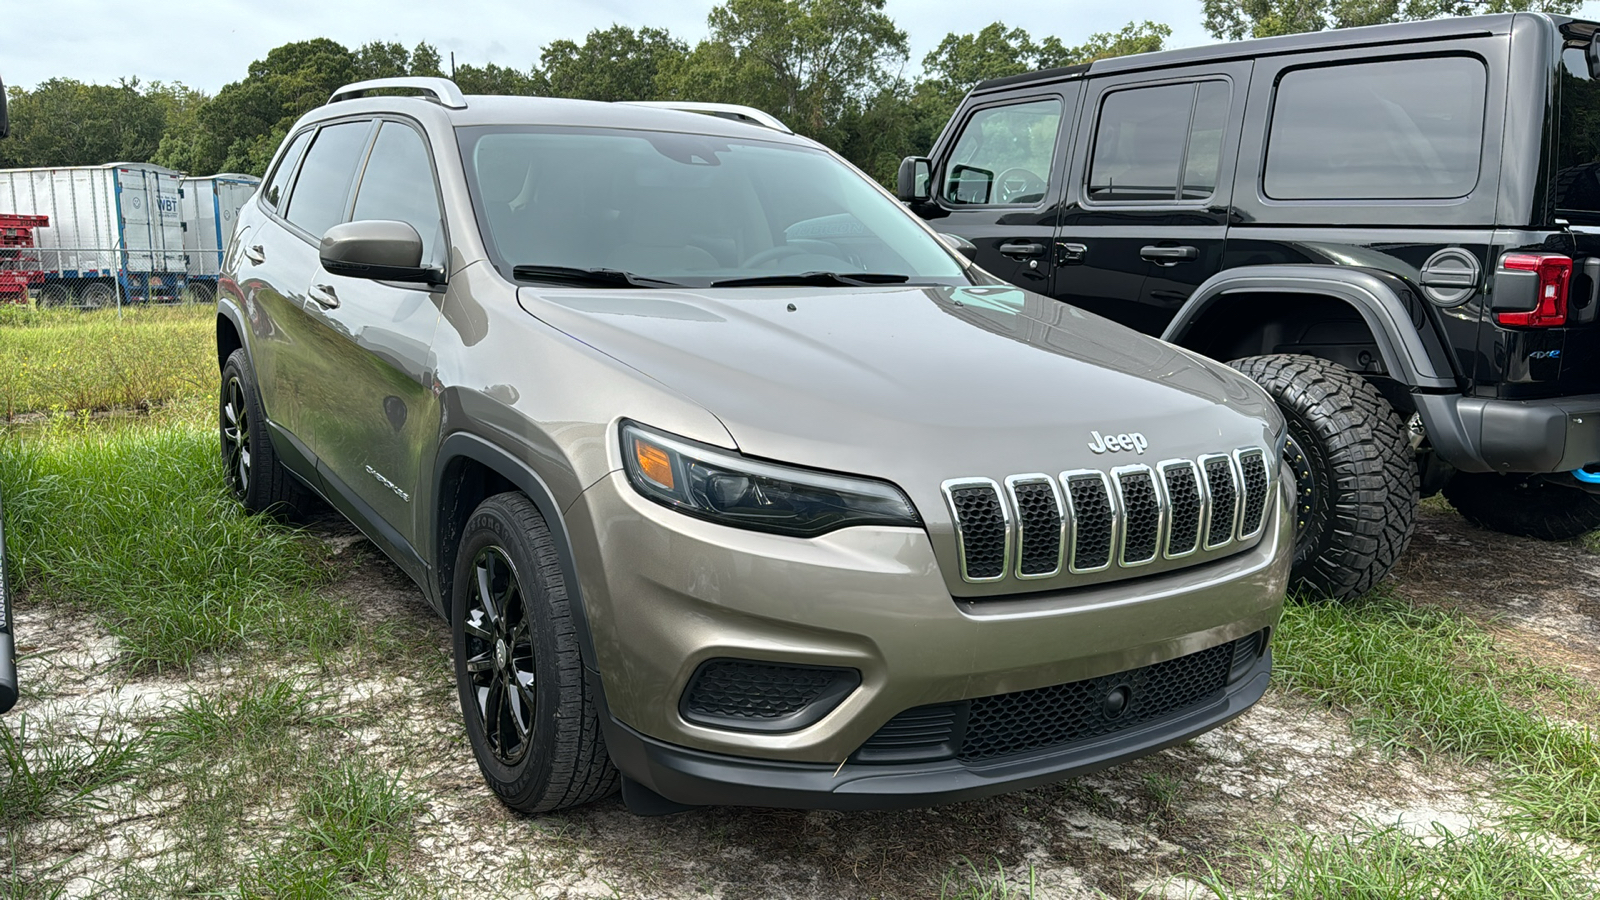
left=452, top=492, right=617, bottom=813
left=1230, top=354, right=1418, bottom=600
left=1443, top=473, right=1600, bottom=541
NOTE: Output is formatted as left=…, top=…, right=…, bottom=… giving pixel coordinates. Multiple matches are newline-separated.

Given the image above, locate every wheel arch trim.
left=432, top=431, right=601, bottom=673
left=1160, top=265, right=1455, bottom=391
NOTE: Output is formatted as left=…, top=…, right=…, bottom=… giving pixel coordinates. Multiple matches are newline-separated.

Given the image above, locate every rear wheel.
left=452, top=492, right=618, bottom=813
left=1443, top=473, right=1600, bottom=541
left=219, top=348, right=313, bottom=517
left=1230, top=354, right=1418, bottom=600
left=182, top=281, right=216, bottom=305
left=79, top=282, right=115, bottom=309
left=37, top=284, right=70, bottom=308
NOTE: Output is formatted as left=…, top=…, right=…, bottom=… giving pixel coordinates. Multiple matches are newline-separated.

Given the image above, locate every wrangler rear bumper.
left=1417, top=392, right=1600, bottom=473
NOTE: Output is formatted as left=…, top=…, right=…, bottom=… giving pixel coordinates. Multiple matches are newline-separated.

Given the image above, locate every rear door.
left=1052, top=61, right=1250, bottom=335
left=926, top=87, right=1080, bottom=293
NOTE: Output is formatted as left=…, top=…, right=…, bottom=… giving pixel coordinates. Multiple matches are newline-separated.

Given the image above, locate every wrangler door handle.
left=308, top=283, right=340, bottom=309
left=1057, top=242, right=1087, bottom=265
left=244, top=244, right=265, bottom=265
left=998, top=242, right=1047, bottom=259
left=1140, top=244, right=1198, bottom=263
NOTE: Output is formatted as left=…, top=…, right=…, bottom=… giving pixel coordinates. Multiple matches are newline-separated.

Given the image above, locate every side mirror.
left=937, top=232, right=978, bottom=262
left=1, top=76, right=9, bottom=140
left=1589, top=33, right=1600, bottom=80
left=896, top=156, right=931, bottom=203
left=319, top=220, right=438, bottom=283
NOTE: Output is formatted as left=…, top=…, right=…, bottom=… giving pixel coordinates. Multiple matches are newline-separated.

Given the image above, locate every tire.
left=452, top=492, right=618, bottom=813
left=79, top=282, right=116, bottom=309
left=1230, top=354, right=1418, bottom=600
left=219, top=348, right=313, bottom=517
left=1443, top=473, right=1600, bottom=541
left=182, top=281, right=216, bottom=305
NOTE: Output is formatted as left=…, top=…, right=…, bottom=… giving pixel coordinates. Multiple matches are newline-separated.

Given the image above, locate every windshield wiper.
left=710, top=271, right=913, bottom=288
left=512, top=265, right=685, bottom=288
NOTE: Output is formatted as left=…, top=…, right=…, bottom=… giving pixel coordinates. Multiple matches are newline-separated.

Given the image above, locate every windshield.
left=457, top=125, right=969, bottom=287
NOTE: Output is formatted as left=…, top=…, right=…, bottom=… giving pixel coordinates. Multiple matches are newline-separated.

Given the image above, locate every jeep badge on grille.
left=1088, top=431, right=1148, bottom=454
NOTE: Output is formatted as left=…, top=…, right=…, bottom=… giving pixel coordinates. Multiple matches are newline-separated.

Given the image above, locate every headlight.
left=620, top=422, right=921, bottom=537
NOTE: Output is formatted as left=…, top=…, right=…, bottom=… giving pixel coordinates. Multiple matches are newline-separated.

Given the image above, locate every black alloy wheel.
left=221, top=374, right=252, bottom=496
left=462, top=545, right=539, bottom=766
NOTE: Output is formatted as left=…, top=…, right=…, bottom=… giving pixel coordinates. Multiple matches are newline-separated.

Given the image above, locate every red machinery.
left=0, top=214, right=47, bottom=303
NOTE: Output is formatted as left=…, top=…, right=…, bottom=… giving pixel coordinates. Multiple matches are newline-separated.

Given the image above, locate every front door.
left=927, top=88, right=1081, bottom=295
left=301, top=119, right=446, bottom=570
left=1052, top=61, right=1251, bottom=336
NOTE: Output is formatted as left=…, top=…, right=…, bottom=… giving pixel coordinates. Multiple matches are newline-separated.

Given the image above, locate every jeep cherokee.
left=217, top=78, right=1290, bottom=813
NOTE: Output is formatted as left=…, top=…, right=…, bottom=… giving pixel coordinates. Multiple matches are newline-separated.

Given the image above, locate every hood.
left=520, top=283, right=1279, bottom=476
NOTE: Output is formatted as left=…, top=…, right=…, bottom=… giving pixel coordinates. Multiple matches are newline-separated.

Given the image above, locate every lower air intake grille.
left=1204, top=457, right=1238, bottom=547
left=958, top=640, right=1236, bottom=761
left=950, top=483, right=1007, bottom=580
left=1067, top=475, right=1113, bottom=570
left=1116, top=471, right=1160, bottom=564
left=681, top=659, right=859, bottom=733
left=1238, top=451, right=1268, bottom=537
left=1163, top=463, right=1202, bottom=556
left=852, top=635, right=1258, bottom=765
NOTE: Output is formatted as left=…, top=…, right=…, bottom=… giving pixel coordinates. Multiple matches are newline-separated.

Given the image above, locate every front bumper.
left=1418, top=392, right=1600, bottom=473
left=566, top=467, right=1290, bottom=771
left=605, top=647, right=1270, bottom=810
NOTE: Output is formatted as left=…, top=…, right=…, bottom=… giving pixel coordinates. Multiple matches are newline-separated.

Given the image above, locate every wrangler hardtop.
left=903, top=12, right=1600, bottom=599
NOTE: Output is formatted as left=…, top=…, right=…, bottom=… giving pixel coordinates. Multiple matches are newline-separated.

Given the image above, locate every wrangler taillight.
left=1496, top=253, right=1572, bottom=327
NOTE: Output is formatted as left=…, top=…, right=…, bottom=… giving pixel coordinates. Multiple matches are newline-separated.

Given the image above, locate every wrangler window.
left=1557, top=44, right=1600, bottom=223
left=1263, top=57, right=1486, bottom=201
left=941, top=100, right=1063, bottom=206
left=1088, top=80, right=1230, bottom=203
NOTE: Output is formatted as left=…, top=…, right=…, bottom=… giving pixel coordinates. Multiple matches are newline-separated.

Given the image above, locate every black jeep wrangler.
left=902, top=12, right=1600, bottom=599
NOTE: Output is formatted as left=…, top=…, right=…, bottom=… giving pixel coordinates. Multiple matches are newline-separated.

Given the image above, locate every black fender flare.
left=431, top=431, right=601, bottom=674
left=1160, top=265, right=1456, bottom=391
left=215, top=296, right=251, bottom=370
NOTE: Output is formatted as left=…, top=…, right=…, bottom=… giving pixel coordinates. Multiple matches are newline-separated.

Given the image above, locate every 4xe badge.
left=1088, top=431, right=1148, bottom=455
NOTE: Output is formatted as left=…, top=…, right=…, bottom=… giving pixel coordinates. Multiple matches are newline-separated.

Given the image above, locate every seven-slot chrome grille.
left=942, top=448, right=1271, bottom=585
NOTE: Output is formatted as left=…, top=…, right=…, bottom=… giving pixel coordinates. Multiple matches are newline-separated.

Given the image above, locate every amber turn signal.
left=633, top=436, right=675, bottom=490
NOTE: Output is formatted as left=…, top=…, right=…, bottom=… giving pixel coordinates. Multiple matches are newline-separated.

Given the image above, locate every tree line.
left=0, top=0, right=1577, bottom=185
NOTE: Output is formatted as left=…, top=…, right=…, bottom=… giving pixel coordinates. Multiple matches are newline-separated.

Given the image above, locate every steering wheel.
left=742, top=244, right=815, bottom=269
left=995, top=167, right=1047, bottom=204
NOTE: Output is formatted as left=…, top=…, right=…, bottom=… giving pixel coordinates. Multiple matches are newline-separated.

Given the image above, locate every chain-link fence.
left=1, top=246, right=224, bottom=310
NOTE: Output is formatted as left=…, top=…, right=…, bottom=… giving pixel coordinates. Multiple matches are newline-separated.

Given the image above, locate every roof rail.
left=329, top=77, right=467, bottom=109
left=618, top=101, right=792, bottom=134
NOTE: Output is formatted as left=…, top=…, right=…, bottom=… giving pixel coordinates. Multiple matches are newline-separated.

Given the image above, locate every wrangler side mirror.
left=897, top=156, right=931, bottom=203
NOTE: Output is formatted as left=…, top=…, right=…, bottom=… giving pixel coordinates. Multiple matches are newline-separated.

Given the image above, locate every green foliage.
left=1, top=717, right=146, bottom=827
left=540, top=25, right=688, bottom=102
left=0, top=78, right=170, bottom=169
left=1203, top=0, right=1580, bottom=41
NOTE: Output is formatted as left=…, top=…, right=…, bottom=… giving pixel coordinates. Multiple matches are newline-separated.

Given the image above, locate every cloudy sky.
left=9, top=0, right=1600, bottom=92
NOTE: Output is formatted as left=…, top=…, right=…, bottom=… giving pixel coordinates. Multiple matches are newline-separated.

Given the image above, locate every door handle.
left=998, top=242, right=1047, bottom=259
left=308, top=283, right=340, bottom=309
left=1056, top=242, right=1087, bottom=266
left=244, top=244, right=265, bottom=265
left=1140, top=245, right=1198, bottom=263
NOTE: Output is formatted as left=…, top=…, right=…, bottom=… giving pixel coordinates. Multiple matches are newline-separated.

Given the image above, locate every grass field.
left=0, top=305, right=213, bottom=419
left=2, top=308, right=1598, bottom=897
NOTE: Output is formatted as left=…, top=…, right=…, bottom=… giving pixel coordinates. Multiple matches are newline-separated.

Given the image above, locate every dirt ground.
left=8, top=504, right=1600, bottom=898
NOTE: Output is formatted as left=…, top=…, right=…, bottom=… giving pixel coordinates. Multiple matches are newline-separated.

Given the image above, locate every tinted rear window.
left=1263, top=57, right=1486, bottom=201
left=1088, top=80, right=1230, bottom=204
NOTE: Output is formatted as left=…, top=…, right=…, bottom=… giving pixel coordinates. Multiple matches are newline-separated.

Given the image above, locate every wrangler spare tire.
left=1230, top=354, right=1418, bottom=600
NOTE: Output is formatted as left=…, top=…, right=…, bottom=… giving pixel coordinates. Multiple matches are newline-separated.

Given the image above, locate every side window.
left=1263, top=57, right=1486, bottom=201
left=350, top=121, right=445, bottom=266
left=283, top=121, right=372, bottom=240
left=941, top=99, right=1062, bottom=206
left=1555, top=46, right=1600, bottom=221
left=1088, top=80, right=1231, bottom=203
left=261, top=129, right=312, bottom=210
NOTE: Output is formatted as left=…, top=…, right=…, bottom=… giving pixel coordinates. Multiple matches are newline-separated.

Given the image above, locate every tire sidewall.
left=219, top=349, right=265, bottom=509
left=451, top=500, right=568, bottom=806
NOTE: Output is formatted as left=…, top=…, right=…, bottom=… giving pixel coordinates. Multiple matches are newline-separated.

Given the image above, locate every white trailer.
left=0, top=162, right=185, bottom=307
left=180, top=174, right=259, bottom=298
